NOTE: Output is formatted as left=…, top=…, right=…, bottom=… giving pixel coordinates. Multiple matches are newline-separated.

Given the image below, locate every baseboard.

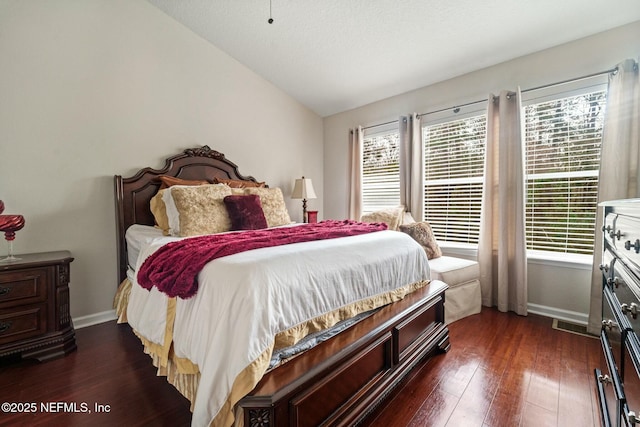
left=527, top=303, right=588, bottom=326
left=72, top=309, right=117, bottom=329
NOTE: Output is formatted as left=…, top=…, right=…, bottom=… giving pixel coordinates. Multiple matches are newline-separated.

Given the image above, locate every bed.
left=113, top=145, right=450, bottom=427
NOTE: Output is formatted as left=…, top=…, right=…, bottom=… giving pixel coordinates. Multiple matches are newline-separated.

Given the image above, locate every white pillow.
left=161, top=186, right=181, bottom=236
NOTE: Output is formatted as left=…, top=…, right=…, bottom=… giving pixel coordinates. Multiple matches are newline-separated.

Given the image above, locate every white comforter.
left=126, top=225, right=431, bottom=427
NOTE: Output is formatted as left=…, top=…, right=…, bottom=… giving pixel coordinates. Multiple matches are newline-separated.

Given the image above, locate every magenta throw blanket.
left=137, top=220, right=387, bottom=299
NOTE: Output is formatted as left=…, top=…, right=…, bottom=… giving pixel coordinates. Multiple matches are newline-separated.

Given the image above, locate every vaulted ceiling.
left=147, top=0, right=640, bottom=117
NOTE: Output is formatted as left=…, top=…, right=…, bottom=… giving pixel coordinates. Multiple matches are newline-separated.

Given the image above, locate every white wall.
left=323, top=21, right=640, bottom=322
left=0, top=0, right=323, bottom=323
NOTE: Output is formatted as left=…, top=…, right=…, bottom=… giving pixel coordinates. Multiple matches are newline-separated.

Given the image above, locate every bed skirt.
left=114, top=277, right=435, bottom=426
left=115, top=279, right=200, bottom=408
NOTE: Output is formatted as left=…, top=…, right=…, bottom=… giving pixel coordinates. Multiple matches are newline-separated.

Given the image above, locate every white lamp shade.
left=291, top=177, right=317, bottom=200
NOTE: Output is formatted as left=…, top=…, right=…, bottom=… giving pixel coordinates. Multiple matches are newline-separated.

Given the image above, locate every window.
left=524, top=90, right=607, bottom=255
left=359, top=87, right=606, bottom=258
left=361, top=128, right=400, bottom=214
left=423, top=115, right=486, bottom=244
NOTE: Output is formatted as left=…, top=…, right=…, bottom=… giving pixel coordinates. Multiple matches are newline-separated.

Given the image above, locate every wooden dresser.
left=0, top=251, right=76, bottom=362
left=596, top=199, right=640, bottom=426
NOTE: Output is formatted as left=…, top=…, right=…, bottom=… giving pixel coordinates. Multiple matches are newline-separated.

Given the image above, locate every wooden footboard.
left=239, top=280, right=449, bottom=427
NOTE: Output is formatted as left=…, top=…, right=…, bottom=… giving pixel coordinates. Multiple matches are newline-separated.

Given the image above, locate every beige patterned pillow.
left=360, top=206, right=405, bottom=231
left=169, top=184, right=233, bottom=236
left=150, top=189, right=170, bottom=234
left=242, top=187, right=292, bottom=227
left=399, top=221, right=442, bottom=259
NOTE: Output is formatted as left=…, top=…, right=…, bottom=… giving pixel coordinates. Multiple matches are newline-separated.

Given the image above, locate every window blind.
left=423, top=115, right=486, bottom=244
left=362, top=131, right=400, bottom=213
left=524, top=90, right=607, bottom=255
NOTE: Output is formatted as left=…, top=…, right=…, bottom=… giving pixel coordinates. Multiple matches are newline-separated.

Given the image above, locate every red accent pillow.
left=223, top=195, right=268, bottom=231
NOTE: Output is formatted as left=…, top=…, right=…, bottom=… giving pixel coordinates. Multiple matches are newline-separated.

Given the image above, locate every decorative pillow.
left=150, top=189, right=170, bottom=234
left=399, top=221, right=443, bottom=259
left=403, top=211, right=416, bottom=225
left=151, top=177, right=211, bottom=234
left=242, top=187, right=291, bottom=227
left=213, top=177, right=266, bottom=188
left=360, top=206, right=405, bottom=231
left=158, top=175, right=209, bottom=189
left=168, top=184, right=233, bottom=236
left=223, top=195, right=268, bottom=231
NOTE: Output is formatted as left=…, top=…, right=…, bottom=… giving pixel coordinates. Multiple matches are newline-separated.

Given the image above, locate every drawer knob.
left=599, top=264, right=610, bottom=273
left=598, top=374, right=612, bottom=385
left=602, top=319, right=618, bottom=331
left=603, top=225, right=612, bottom=233
left=625, top=239, right=640, bottom=253
left=0, top=321, right=12, bottom=334
left=621, top=302, right=639, bottom=319
left=0, top=286, right=10, bottom=296
left=611, top=229, right=624, bottom=240
left=608, top=277, right=621, bottom=288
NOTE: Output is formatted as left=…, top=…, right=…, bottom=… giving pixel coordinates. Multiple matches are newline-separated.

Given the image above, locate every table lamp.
left=291, top=177, right=317, bottom=223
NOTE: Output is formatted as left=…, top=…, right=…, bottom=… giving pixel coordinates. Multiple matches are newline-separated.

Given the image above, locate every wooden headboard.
left=114, top=145, right=263, bottom=284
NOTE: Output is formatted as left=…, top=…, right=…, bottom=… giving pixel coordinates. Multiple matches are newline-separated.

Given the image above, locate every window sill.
left=437, top=243, right=594, bottom=270
left=438, top=242, right=478, bottom=259
left=526, top=250, right=593, bottom=270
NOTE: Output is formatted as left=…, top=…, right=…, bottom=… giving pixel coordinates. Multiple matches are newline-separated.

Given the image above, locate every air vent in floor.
left=552, top=319, right=597, bottom=338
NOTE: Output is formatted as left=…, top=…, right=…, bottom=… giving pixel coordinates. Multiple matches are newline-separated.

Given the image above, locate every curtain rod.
left=416, top=66, right=618, bottom=118
left=419, top=97, right=488, bottom=118
left=522, top=66, right=617, bottom=94
left=361, top=119, right=399, bottom=131
left=359, top=66, right=618, bottom=131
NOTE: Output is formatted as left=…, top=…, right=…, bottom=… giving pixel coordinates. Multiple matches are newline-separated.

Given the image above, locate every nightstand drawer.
left=0, top=304, right=47, bottom=346
left=0, top=267, right=49, bottom=308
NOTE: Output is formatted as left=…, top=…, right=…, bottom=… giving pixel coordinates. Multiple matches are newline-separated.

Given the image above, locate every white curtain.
left=587, top=58, right=640, bottom=335
left=399, top=113, right=425, bottom=220
left=349, top=126, right=364, bottom=220
left=478, top=90, right=528, bottom=315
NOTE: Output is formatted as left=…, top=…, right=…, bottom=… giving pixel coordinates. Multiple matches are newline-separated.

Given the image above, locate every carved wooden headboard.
left=114, top=145, right=262, bottom=284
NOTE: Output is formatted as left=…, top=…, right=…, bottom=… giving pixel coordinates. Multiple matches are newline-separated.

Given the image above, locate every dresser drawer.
left=612, top=261, right=640, bottom=331
left=614, top=214, right=640, bottom=278
left=595, top=368, right=614, bottom=427
left=604, top=212, right=618, bottom=246
left=604, top=287, right=626, bottom=370
left=597, top=330, right=625, bottom=426
left=0, top=267, right=49, bottom=308
left=0, top=304, right=48, bottom=346
left=599, top=201, right=640, bottom=427
left=602, top=247, right=616, bottom=287
left=623, top=333, right=640, bottom=426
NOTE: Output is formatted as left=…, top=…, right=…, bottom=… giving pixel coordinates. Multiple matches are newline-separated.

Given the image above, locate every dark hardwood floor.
left=0, top=308, right=601, bottom=427
left=366, top=309, right=601, bottom=427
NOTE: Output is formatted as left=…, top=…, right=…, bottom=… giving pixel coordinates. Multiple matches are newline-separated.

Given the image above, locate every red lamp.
left=0, top=201, right=25, bottom=262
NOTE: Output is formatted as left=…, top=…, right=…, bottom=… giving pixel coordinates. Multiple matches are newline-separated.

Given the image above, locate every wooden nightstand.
left=0, top=251, right=76, bottom=362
